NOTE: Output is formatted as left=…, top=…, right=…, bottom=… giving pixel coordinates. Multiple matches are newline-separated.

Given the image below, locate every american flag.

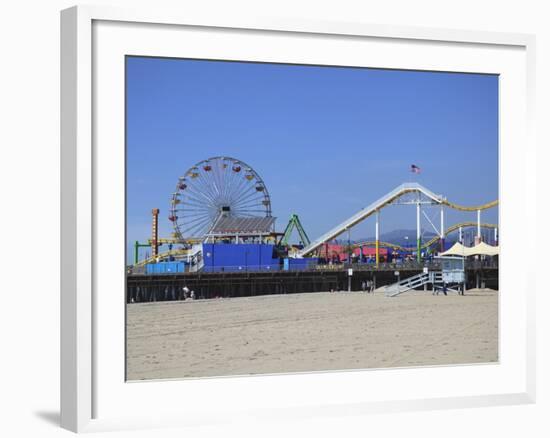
left=411, top=164, right=421, bottom=174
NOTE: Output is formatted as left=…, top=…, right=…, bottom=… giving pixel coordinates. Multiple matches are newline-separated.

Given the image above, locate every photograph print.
left=125, top=56, right=499, bottom=380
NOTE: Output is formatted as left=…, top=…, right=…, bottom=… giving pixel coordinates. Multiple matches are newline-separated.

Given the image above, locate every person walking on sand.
left=361, top=280, right=367, bottom=293
left=182, top=285, right=190, bottom=300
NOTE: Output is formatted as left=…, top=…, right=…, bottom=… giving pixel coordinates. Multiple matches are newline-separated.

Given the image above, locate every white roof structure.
left=207, top=216, right=276, bottom=236
left=439, top=242, right=467, bottom=256
left=440, top=241, right=499, bottom=257
left=466, top=242, right=499, bottom=256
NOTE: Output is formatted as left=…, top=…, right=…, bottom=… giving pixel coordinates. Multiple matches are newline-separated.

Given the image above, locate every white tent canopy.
left=439, top=242, right=467, bottom=256
left=439, top=241, right=499, bottom=257
left=465, top=241, right=499, bottom=256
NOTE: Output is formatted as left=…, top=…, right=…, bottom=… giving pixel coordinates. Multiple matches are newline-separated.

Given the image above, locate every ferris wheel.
left=169, top=156, right=272, bottom=241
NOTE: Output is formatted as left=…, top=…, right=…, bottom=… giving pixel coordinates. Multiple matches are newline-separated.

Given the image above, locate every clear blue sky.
left=126, top=56, right=498, bottom=260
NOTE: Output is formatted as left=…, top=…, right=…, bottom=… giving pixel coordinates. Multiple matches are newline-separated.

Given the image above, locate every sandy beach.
left=126, top=289, right=498, bottom=380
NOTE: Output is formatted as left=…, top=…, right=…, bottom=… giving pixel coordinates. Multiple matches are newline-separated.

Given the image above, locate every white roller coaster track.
left=297, top=183, right=497, bottom=257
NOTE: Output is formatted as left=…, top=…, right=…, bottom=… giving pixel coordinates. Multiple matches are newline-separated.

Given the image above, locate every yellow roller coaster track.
left=147, top=237, right=203, bottom=245
left=441, top=199, right=499, bottom=212
left=373, top=189, right=498, bottom=213
left=133, top=248, right=192, bottom=267
left=350, top=222, right=498, bottom=252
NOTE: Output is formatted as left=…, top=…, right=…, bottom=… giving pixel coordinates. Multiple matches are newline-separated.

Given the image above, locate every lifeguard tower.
left=434, top=255, right=465, bottom=294
left=384, top=253, right=465, bottom=297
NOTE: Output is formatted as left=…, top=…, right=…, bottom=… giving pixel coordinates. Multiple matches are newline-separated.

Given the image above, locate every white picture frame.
left=60, top=4, right=536, bottom=433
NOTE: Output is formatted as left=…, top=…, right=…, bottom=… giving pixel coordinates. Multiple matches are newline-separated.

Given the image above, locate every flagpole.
left=410, top=164, right=422, bottom=262
left=416, top=200, right=421, bottom=263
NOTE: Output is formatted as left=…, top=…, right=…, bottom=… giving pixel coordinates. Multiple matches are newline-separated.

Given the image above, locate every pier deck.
left=127, top=262, right=497, bottom=302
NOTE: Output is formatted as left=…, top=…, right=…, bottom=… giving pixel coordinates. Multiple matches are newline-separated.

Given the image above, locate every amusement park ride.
left=132, top=156, right=499, bottom=272
left=296, top=182, right=498, bottom=263
left=280, top=214, right=310, bottom=247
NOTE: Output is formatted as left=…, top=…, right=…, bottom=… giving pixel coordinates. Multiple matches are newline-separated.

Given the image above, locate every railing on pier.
left=127, top=258, right=497, bottom=276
